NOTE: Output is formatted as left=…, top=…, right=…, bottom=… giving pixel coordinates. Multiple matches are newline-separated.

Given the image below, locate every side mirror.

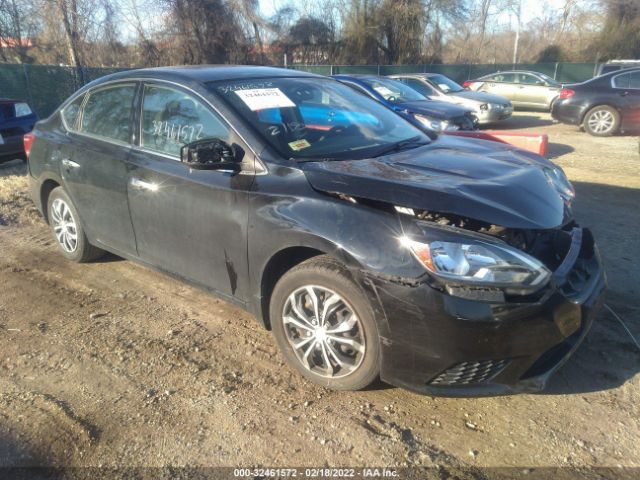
left=180, top=138, right=241, bottom=171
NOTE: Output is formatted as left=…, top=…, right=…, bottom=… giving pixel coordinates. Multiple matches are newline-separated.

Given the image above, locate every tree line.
left=0, top=0, right=638, bottom=69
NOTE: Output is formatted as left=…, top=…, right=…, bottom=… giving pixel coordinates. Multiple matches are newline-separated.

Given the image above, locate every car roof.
left=0, top=98, right=24, bottom=104
left=332, top=74, right=382, bottom=80
left=90, top=65, right=322, bottom=86
left=389, top=73, right=438, bottom=78
left=480, top=70, right=546, bottom=77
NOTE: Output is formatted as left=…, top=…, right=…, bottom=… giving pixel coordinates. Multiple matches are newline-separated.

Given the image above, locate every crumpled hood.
left=300, top=136, right=571, bottom=230
left=396, top=100, right=471, bottom=119
left=449, top=90, right=511, bottom=105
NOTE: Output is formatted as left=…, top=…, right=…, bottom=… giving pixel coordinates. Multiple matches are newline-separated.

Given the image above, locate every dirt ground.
left=0, top=111, right=639, bottom=477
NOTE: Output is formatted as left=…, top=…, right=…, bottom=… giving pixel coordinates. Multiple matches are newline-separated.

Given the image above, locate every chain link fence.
left=290, top=62, right=598, bottom=84
left=0, top=64, right=126, bottom=118
left=1, top=62, right=597, bottom=118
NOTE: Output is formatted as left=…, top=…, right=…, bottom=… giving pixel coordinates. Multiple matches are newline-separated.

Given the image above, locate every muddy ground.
left=0, top=112, right=639, bottom=477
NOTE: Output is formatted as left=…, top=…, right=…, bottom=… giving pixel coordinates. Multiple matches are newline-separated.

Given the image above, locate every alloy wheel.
left=50, top=198, right=78, bottom=253
left=587, top=110, right=614, bottom=134
left=282, top=285, right=365, bottom=379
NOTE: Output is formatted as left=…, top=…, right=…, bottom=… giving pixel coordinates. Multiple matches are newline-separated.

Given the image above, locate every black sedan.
left=552, top=68, right=640, bottom=136
left=27, top=66, right=604, bottom=396
left=0, top=98, right=38, bottom=163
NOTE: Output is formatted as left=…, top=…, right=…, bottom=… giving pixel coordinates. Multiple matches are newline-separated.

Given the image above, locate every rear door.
left=479, top=73, right=518, bottom=102
left=60, top=82, right=138, bottom=256
left=613, top=71, right=640, bottom=131
left=126, top=82, right=253, bottom=300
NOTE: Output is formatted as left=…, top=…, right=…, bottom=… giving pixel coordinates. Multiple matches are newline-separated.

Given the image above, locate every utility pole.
left=512, top=0, right=521, bottom=68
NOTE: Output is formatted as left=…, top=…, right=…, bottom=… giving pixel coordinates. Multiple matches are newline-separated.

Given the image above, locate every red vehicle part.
left=444, top=130, right=549, bottom=157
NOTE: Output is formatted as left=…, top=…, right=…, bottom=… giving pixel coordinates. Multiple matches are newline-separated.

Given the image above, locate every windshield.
left=537, top=72, right=560, bottom=86
left=209, top=77, right=429, bottom=160
left=429, top=74, right=464, bottom=93
left=358, top=77, right=426, bottom=103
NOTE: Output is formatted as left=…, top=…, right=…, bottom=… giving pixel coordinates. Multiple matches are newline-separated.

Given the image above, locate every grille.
left=428, top=359, right=510, bottom=386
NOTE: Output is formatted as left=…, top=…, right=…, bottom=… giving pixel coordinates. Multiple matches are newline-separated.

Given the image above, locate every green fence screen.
left=0, top=62, right=598, bottom=118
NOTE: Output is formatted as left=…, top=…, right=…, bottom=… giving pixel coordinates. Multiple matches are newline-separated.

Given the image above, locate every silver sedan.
left=464, top=70, right=562, bottom=110
left=389, top=73, right=513, bottom=124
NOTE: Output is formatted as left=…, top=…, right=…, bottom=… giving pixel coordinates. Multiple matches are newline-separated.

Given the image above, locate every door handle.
left=61, top=158, right=80, bottom=169
left=619, top=91, right=629, bottom=97
left=130, top=177, right=158, bottom=192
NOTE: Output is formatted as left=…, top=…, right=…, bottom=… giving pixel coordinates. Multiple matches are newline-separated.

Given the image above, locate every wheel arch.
left=39, top=178, right=62, bottom=224
left=258, top=246, right=328, bottom=330
left=579, top=103, right=619, bottom=123
left=256, top=237, right=367, bottom=330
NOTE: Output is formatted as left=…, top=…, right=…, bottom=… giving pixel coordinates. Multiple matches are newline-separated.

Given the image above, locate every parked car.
left=332, top=74, right=477, bottom=132
left=463, top=71, right=562, bottom=110
left=27, top=66, right=605, bottom=396
left=389, top=73, right=513, bottom=124
left=552, top=68, right=640, bottom=136
left=0, top=99, right=38, bottom=163
left=595, top=60, right=640, bottom=77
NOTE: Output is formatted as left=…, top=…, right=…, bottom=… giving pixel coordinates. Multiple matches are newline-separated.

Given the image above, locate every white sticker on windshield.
left=372, top=86, right=395, bottom=98
left=235, top=88, right=295, bottom=111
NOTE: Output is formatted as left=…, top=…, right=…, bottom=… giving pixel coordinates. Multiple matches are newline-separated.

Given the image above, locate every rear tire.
left=47, top=187, right=104, bottom=262
left=270, top=256, right=380, bottom=391
left=582, top=105, right=620, bottom=136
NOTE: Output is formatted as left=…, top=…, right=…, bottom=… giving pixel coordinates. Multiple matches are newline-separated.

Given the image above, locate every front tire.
left=47, top=187, right=104, bottom=262
left=582, top=105, right=620, bottom=136
left=270, top=256, right=380, bottom=391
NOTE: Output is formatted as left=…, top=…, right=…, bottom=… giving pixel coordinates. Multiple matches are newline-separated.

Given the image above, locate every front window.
left=428, top=75, right=464, bottom=93
left=141, top=84, right=229, bottom=157
left=209, top=77, right=429, bottom=161
left=358, top=77, right=426, bottom=103
left=517, top=73, right=543, bottom=85
left=537, top=72, right=560, bottom=86
left=398, top=78, right=437, bottom=97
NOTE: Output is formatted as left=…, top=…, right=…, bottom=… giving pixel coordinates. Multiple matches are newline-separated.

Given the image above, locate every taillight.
left=559, top=88, right=575, bottom=100
left=23, top=132, right=35, bottom=159
left=462, top=80, right=472, bottom=89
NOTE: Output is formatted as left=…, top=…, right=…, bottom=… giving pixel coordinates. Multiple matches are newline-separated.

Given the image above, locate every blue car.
left=332, top=75, right=477, bottom=132
left=0, top=99, right=38, bottom=163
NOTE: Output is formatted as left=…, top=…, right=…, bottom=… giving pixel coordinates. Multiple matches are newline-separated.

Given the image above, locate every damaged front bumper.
left=367, top=227, right=606, bottom=397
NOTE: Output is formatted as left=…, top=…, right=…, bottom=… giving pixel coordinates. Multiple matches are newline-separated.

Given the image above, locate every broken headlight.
left=400, top=237, right=551, bottom=290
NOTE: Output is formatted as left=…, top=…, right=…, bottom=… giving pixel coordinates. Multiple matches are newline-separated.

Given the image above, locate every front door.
left=514, top=73, right=552, bottom=108
left=61, top=83, right=138, bottom=256
left=126, top=83, right=254, bottom=300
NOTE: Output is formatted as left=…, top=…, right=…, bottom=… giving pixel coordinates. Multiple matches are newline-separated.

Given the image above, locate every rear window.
left=486, top=73, right=515, bottom=83
left=80, top=84, right=136, bottom=143
left=62, top=94, right=85, bottom=130
left=614, top=71, right=640, bottom=89
left=14, top=102, right=32, bottom=117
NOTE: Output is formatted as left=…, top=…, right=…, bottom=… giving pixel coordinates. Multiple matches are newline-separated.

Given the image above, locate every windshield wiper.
left=371, top=136, right=430, bottom=158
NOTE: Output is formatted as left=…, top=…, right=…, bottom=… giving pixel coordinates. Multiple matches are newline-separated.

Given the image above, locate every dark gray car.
left=390, top=73, right=512, bottom=124
left=25, top=66, right=605, bottom=396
